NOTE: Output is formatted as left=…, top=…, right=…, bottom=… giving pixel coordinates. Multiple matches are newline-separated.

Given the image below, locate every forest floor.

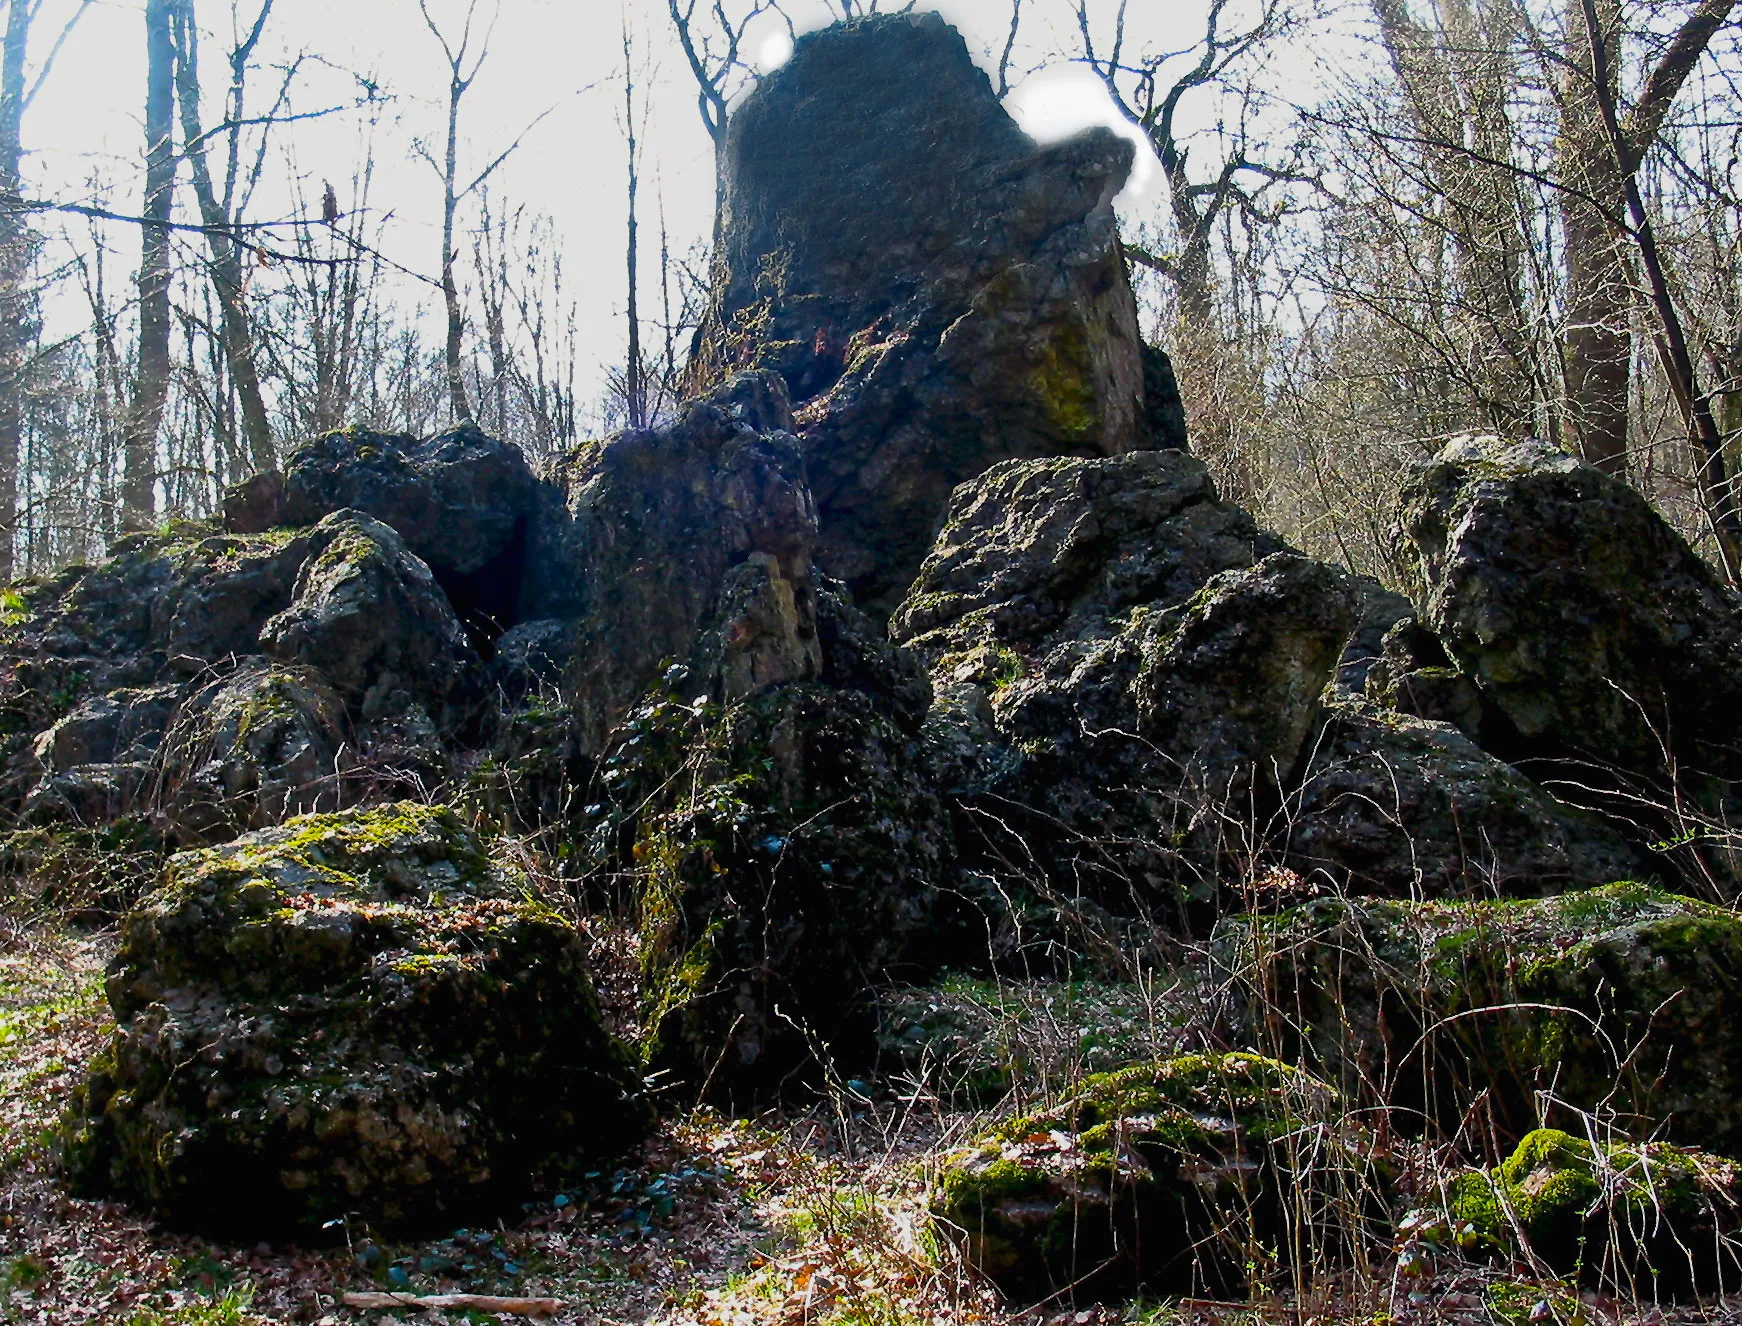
left=0, top=918, right=1740, bottom=1326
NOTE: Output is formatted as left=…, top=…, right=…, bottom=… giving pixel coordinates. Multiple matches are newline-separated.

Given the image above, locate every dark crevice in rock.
left=431, top=515, right=527, bottom=661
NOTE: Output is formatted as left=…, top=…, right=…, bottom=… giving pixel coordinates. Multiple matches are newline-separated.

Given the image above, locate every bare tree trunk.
left=169, top=0, right=274, bottom=476
left=1372, top=0, right=1534, bottom=436
left=0, top=0, right=30, bottom=578
left=438, top=64, right=471, bottom=425
left=1560, top=0, right=1632, bottom=473
left=623, top=17, right=644, bottom=429
left=123, top=0, right=176, bottom=532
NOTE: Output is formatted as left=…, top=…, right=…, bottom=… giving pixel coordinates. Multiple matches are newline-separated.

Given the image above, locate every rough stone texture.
left=892, top=453, right=1350, bottom=920
left=1399, top=434, right=1742, bottom=802
left=931, top=1053, right=1369, bottom=1303
left=1335, top=578, right=1414, bottom=694
left=1363, top=616, right=1492, bottom=739
left=698, top=15, right=1169, bottom=612
left=1219, top=883, right=1742, bottom=1155
left=0, top=527, right=309, bottom=817
left=64, top=803, right=651, bottom=1235
left=259, top=511, right=479, bottom=726
left=264, top=426, right=538, bottom=581
left=605, top=662, right=950, bottom=1092
left=542, top=373, right=821, bottom=754
left=154, top=661, right=351, bottom=843
left=32, top=685, right=183, bottom=773
left=1446, top=1129, right=1742, bottom=1297
left=1286, top=696, right=1642, bottom=897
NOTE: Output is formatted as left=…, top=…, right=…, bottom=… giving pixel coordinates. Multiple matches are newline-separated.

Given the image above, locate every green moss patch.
left=1441, top=1128, right=1742, bottom=1297
left=931, top=1052, right=1377, bottom=1304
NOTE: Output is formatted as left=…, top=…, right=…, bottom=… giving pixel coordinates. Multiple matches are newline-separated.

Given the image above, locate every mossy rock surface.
left=601, top=677, right=948, bottom=1093
left=1220, top=883, right=1742, bottom=1154
left=1444, top=1128, right=1742, bottom=1297
left=930, top=1052, right=1376, bottom=1303
left=64, top=802, right=651, bottom=1237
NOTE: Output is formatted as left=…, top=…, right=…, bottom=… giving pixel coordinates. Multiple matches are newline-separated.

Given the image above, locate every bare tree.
left=1075, top=0, right=1313, bottom=325
left=169, top=0, right=278, bottom=476
left=1370, top=0, right=1537, bottom=435
left=123, top=0, right=178, bottom=532
left=417, top=0, right=495, bottom=425
left=1555, top=0, right=1736, bottom=476
left=622, top=14, right=647, bottom=429
left=667, top=0, right=789, bottom=247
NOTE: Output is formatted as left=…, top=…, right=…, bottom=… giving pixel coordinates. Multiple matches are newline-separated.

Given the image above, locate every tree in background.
left=123, top=0, right=176, bottom=532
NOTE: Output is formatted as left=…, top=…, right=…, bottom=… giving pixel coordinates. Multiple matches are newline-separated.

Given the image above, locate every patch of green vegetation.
left=121, top=1284, right=257, bottom=1326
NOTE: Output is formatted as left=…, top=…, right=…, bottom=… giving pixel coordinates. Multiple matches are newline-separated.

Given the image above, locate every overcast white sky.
left=14, top=0, right=1318, bottom=421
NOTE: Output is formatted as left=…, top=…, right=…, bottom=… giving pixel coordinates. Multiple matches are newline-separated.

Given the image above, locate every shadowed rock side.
left=890, top=450, right=1631, bottom=918
left=697, top=13, right=1176, bottom=612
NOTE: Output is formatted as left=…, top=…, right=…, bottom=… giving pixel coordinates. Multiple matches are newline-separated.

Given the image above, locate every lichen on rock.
left=1442, top=1128, right=1742, bottom=1296
left=63, top=801, right=650, bottom=1235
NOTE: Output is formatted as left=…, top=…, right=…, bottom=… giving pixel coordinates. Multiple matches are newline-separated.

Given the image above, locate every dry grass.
left=0, top=893, right=1739, bottom=1326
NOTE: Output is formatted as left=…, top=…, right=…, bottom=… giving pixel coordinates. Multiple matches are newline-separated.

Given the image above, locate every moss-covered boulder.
left=931, top=1053, right=1373, bottom=1303
left=1442, top=1129, right=1742, bottom=1296
left=64, top=802, right=650, bottom=1236
left=1219, top=883, right=1742, bottom=1153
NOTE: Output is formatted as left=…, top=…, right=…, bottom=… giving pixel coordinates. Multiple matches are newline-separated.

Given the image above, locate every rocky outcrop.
left=1286, top=697, right=1641, bottom=896
left=1219, top=883, right=1742, bottom=1155
left=931, top=1053, right=1370, bottom=1303
left=542, top=373, right=821, bottom=755
left=697, top=14, right=1174, bottom=612
left=64, top=803, right=651, bottom=1235
left=597, top=579, right=949, bottom=1092
left=1399, top=434, right=1742, bottom=806
left=893, top=452, right=1353, bottom=919
left=259, top=511, right=478, bottom=727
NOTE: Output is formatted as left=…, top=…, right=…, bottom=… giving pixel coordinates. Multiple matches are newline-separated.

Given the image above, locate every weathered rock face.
left=597, top=577, right=948, bottom=1092
left=931, top=1054, right=1371, bottom=1303
left=698, top=14, right=1170, bottom=612
left=1219, top=883, right=1742, bottom=1155
left=64, top=803, right=651, bottom=1235
left=259, top=511, right=479, bottom=726
left=1287, top=696, right=1642, bottom=897
left=892, top=452, right=1352, bottom=919
left=1399, top=435, right=1742, bottom=804
left=154, top=661, right=351, bottom=843
left=543, top=373, right=822, bottom=754
left=0, top=527, right=310, bottom=820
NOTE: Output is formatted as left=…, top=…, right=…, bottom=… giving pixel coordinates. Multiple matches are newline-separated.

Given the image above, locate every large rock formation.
left=64, top=803, right=650, bottom=1235
left=697, top=14, right=1179, bottom=612
left=1399, top=434, right=1742, bottom=808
